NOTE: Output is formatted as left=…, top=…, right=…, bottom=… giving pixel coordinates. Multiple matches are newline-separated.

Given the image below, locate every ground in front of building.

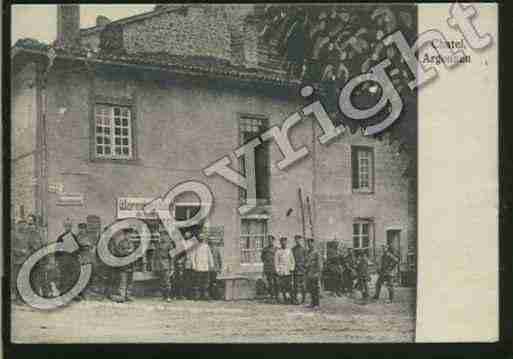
left=11, top=288, right=415, bottom=343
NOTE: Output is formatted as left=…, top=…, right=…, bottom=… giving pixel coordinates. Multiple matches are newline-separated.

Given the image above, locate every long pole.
left=298, top=188, right=306, bottom=239
left=306, top=196, right=314, bottom=239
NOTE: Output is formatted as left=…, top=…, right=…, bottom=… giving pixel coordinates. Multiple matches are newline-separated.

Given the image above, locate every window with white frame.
left=352, top=220, right=373, bottom=257
left=240, top=218, right=267, bottom=264
left=95, top=104, right=133, bottom=159
left=351, top=146, right=374, bottom=192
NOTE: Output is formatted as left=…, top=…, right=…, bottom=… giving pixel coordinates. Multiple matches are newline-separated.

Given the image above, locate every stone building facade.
left=11, top=4, right=416, bottom=280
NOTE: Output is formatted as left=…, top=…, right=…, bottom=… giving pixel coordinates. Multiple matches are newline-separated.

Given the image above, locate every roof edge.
left=11, top=45, right=301, bottom=89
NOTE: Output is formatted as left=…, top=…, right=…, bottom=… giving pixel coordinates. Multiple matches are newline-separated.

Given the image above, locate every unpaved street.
left=12, top=288, right=415, bottom=343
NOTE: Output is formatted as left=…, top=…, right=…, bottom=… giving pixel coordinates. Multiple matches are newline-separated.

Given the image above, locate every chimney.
left=56, top=4, right=80, bottom=48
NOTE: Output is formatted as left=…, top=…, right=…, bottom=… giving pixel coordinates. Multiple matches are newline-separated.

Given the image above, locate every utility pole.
left=298, top=188, right=306, bottom=240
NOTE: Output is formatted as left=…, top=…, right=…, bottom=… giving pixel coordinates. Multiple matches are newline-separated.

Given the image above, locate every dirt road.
left=11, top=289, right=415, bottom=343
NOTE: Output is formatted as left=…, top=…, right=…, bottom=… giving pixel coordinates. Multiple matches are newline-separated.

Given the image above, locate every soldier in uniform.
left=305, top=237, right=321, bottom=308
left=373, top=244, right=399, bottom=302
left=342, top=247, right=357, bottom=297
left=110, top=228, right=136, bottom=303
left=191, top=233, right=214, bottom=300
left=355, top=252, right=371, bottom=302
left=55, top=218, right=78, bottom=296
left=260, top=235, right=278, bottom=302
left=153, top=228, right=175, bottom=302
left=325, top=248, right=344, bottom=296
left=173, top=252, right=186, bottom=300
left=75, top=223, right=95, bottom=300
left=291, top=235, right=307, bottom=304
left=274, top=237, right=295, bottom=304
left=12, top=220, right=29, bottom=303
left=183, top=231, right=197, bottom=299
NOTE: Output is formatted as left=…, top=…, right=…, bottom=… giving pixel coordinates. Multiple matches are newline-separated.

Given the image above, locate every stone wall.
left=123, top=5, right=232, bottom=62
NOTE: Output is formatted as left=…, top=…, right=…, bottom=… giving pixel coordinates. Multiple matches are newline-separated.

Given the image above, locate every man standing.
left=173, top=252, right=186, bottom=300
left=26, top=214, right=52, bottom=298
left=55, top=218, right=78, bottom=296
left=153, top=228, right=175, bottom=302
left=274, top=237, right=295, bottom=304
left=110, top=229, right=136, bottom=303
left=261, top=235, right=278, bottom=303
left=12, top=220, right=29, bottom=303
left=208, top=239, right=222, bottom=300
left=291, top=235, right=307, bottom=304
left=373, top=244, right=399, bottom=302
left=305, top=237, right=321, bottom=309
left=343, top=247, right=357, bottom=297
left=192, top=233, right=214, bottom=300
left=75, top=223, right=95, bottom=300
left=183, top=231, right=197, bottom=299
left=356, top=252, right=370, bottom=302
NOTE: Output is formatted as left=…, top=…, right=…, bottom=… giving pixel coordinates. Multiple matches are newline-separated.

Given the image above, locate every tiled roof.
left=12, top=38, right=299, bottom=87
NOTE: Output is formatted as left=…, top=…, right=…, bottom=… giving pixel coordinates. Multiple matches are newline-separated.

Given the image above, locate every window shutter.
left=351, top=147, right=359, bottom=189
left=255, top=142, right=270, bottom=201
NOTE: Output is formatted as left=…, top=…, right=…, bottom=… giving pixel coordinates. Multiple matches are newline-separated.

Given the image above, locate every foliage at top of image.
left=259, top=5, right=418, bottom=165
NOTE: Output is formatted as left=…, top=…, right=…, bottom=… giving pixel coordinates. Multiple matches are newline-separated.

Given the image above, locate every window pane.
left=240, top=219, right=266, bottom=263
left=241, top=220, right=249, bottom=234
left=353, top=237, right=359, bottom=248
left=96, top=104, right=132, bottom=160
left=249, top=220, right=261, bottom=235
left=96, top=146, right=103, bottom=154
left=353, top=223, right=359, bottom=235
left=362, top=223, right=369, bottom=235
left=362, top=236, right=369, bottom=248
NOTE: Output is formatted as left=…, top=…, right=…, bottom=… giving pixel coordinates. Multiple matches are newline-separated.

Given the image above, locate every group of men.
left=261, top=234, right=399, bottom=307
left=261, top=235, right=322, bottom=308
left=12, top=216, right=398, bottom=308
left=11, top=217, right=223, bottom=304
left=325, top=244, right=399, bottom=303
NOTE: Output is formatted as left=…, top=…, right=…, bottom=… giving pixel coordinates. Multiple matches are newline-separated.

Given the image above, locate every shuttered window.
left=239, top=116, right=270, bottom=204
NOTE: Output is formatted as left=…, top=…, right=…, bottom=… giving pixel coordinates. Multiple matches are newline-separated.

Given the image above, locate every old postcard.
left=7, top=3, right=498, bottom=344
